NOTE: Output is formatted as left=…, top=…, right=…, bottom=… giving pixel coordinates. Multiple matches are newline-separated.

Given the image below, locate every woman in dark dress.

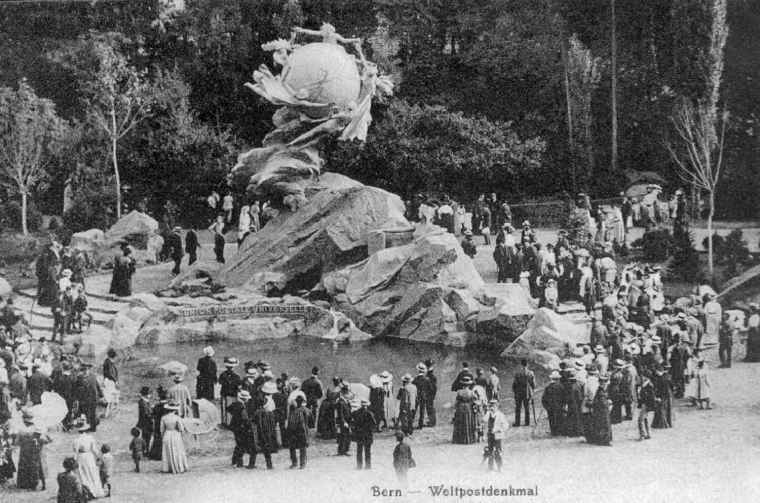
left=109, top=246, right=136, bottom=297
left=587, top=375, right=612, bottom=445
left=16, top=411, right=51, bottom=490
left=452, top=376, right=477, bottom=444
left=149, top=387, right=168, bottom=460
left=251, top=395, right=278, bottom=469
left=317, top=378, right=340, bottom=439
left=0, top=426, right=15, bottom=485
left=369, top=375, right=385, bottom=432
left=651, top=365, right=673, bottom=428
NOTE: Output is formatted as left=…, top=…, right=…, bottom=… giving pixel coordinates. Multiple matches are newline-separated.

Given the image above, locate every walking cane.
left=530, top=396, right=537, bottom=426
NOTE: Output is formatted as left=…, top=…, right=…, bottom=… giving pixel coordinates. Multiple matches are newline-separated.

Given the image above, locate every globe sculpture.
left=230, top=23, right=393, bottom=209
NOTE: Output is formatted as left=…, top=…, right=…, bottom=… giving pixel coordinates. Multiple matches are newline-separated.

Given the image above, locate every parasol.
left=30, top=392, right=68, bottom=430
left=347, top=382, right=370, bottom=411
left=159, top=360, right=188, bottom=375
left=183, top=399, right=220, bottom=435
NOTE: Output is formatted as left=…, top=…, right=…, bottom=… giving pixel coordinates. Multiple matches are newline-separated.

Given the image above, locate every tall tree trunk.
left=610, top=0, right=618, bottom=174
left=561, top=34, right=575, bottom=192
left=21, top=189, right=28, bottom=236
left=111, top=103, right=122, bottom=220
left=707, top=190, right=715, bottom=277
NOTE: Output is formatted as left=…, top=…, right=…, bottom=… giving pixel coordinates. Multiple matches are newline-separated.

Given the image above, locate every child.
left=71, top=284, right=92, bottom=333
left=57, top=457, right=86, bottom=503
left=99, top=444, right=114, bottom=497
left=129, top=427, right=144, bottom=473
left=392, top=431, right=415, bottom=486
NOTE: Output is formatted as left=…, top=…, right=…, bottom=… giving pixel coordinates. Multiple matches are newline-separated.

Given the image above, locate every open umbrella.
left=159, top=360, right=188, bottom=375
left=30, top=392, right=68, bottom=430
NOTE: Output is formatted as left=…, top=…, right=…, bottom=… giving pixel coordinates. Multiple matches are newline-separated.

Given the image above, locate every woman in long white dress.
left=72, top=417, right=105, bottom=498
left=380, top=371, right=397, bottom=429
left=161, top=402, right=189, bottom=474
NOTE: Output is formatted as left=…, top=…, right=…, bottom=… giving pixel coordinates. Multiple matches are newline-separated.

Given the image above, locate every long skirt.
left=316, top=401, right=336, bottom=439
left=16, top=444, right=44, bottom=489
left=452, top=405, right=477, bottom=444
left=76, top=451, right=105, bottom=498
left=586, top=404, right=612, bottom=445
left=149, top=430, right=163, bottom=460
left=746, top=330, right=760, bottom=362
left=162, top=430, right=188, bottom=473
left=652, top=396, right=673, bottom=428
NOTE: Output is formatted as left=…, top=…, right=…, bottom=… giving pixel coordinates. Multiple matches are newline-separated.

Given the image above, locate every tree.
left=0, top=79, right=67, bottom=235
left=666, top=0, right=728, bottom=277
left=81, top=40, right=154, bottom=220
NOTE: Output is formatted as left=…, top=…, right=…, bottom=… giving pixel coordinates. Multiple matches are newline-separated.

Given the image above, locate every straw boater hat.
left=261, top=381, right=277, bottom=394
left=223, top=357, right=239, bottom=367
left=257, top=360, right=272, bottom=371
left=586, top=365, right=599, bottom=375
left=203, top=346, right=214, bottom=357
left=246, top=367, right=258, bottom=377
left=599, top=373, right=610, bottom=382
left=594, top=344, right=604, bottom=353
left=651, top=335, right=662, bottom=345
left=464, top=229, right=473, bottom=236
left=380, top=371, right=392, bottom=383
left=459, top=375, right=473, bottom=385
left=522, top=220, right=531, bottom=227
left=488, top=399, right=498, bottom=405
left=173, top=226, right=182, bottom=232
left=549, top=370, right=561, bottom=380
left=237, top=390, right=251, bottom=401
left=22, top=408, right=34, bottom=424
left=401, top=374, right=412, bottom=383
left=613, top=359, right=625, bottom=369
left=415, top=362, right=427, bottom=374
left=574, top=360, right=584, bottom=370
left=288, top=376, right=301, bottom=388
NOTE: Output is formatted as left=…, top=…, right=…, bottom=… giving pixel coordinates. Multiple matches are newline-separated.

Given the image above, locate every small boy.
left=99, top=444, right=114, bottom=497
left=392, top=431, right=415, bottom=486
left=129, top=428, right=144, bottom=473
left=71, top=284, right=92, bottom=333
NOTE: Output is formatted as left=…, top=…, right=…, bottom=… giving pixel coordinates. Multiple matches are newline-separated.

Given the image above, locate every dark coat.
left=638, top=381, right=657, bottom=409
left=335, top=397, right=352, bottom=432
left=351, top=408, right=376, bottom=443
left=562, top=380, right=584, bottom=437
left=57, top=470, right=86, bottom=503
left=301, top=376, right=323, bottom=406
left=512, top=367, right=535, bottom=398
left=219, top=369, right=241, bottom=397
left=103, top=358, right=118, bottom=383
left=28, top=370, right=51, bottom=405
left=252, top=408, right=278, bottom=453
left=185, top=230, right=198, bottom=254
left=74, top=373, right=101, bottom=406
left=9, top=369, right=27, bottom=400
left=196, top=356, right=217, bottom=400
left=286, top=405, right=311, bottom=448
left=412, top=374, right=432, bottom=406
left=451, top=369, right=474, bottom=392
left=109, top=254, right=135, bottom=297
left=541, top=382, right=564, bottom=412
left=137, top=397, right=153, bottom=434
left=52, top=372, right=76, bottom=403
left=393, top=442, right=415, bottom=472
left=166, top=232, right=183, bottom=261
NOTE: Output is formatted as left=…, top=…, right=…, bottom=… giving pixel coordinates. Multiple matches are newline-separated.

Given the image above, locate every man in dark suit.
left=335, top=386, right=352, bottom=456
left=167, top=226, right=184, bottom=275
left=103, top=349, right=119, bottom=385
left=512, top=359, right=535, bottom=426
left=218, top=357, right=241, bottom=427
left=185, top=228, right=199, bottom=266
left=136, top=387, right=153, bottom=456
left=424, top=359, right=437, bottom=427
left=351, top=399, right=376, bottom=469
left=411, top=363, right=432, bottom=429
left=75, top=363, right=102, bottom=432
left=28, top=363, right=52, bottom=405
left=53, top=360, right=76, bottom=429
left=301, top=366, right=323, bottom=429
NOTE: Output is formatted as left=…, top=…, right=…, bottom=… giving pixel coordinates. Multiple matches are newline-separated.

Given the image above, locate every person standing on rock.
left=185, top=228, right=199, bottom=266
left=109, top=245, right=136, bottom=297
left=208, top=215, right=226, bottom=264
left=195, top=346, right=217, bottom=401
left=167, top=227, right=184, bottom=276
left=512, top=359, right=534, bottom=427
left=412, top=363, right=432, bottom=429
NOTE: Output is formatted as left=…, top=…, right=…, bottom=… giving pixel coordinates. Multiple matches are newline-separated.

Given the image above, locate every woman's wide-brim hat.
left=203, top=346, right=214, bottom=357
left=261, top=381, right=277, bottom=394
left=288, top=377, right=301, bottom=388
left=369, top=374, right=382, bottom=388
left=379, top=370, right=392, bottom=382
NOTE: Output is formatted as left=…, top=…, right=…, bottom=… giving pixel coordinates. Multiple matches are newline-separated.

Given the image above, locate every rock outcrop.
left=325, top=227, right=492, bottom=346
left=99, top=291, right=370, bottom=349
left=474, top=283, right=536, bottom=348
left=71, top=211, right=164, bottom=267
left=221, top=174, right=409, bottom=292
left=501, top=308, right=588, bottom=369
left=0, top=277, right=11, bottom=299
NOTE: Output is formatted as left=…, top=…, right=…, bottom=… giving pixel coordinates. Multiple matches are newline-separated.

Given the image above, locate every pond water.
left=121, top=336, right=540, bottom=424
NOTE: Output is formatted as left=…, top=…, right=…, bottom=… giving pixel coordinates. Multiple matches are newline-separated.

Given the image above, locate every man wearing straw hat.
left=351, top=398, right=377, bottom=469
left=219, top=357, right=241, bottom=427
left=335, top=384, right=352, bottom=456
left=228, top=390, right=255, bottom=468
left=412, top=362, right=432, bottom=430
left=482, top=399, right=508, bottom=471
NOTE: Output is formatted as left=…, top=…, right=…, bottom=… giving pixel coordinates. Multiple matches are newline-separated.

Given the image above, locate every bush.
left=639, top=228, right=673, bottom=261
left=0, top=198, right=43, bottom=233
left=671, top=230, right=701, bottom=281
left=63, top=188, right=116, bottom=232
left=702, top=233, right=726, bottom=259
left=723, top=229, right=750, bottom=273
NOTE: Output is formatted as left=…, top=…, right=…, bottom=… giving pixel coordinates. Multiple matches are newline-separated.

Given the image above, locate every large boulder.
left=326, top=228, right=488, bottom=345
left=474, top=284, right=536, bottom=349
left=501, top=308, right=588, bottom=369
left=222, top=174, right=409, bottom=292
left=71, top=211, right=164, bottom=267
